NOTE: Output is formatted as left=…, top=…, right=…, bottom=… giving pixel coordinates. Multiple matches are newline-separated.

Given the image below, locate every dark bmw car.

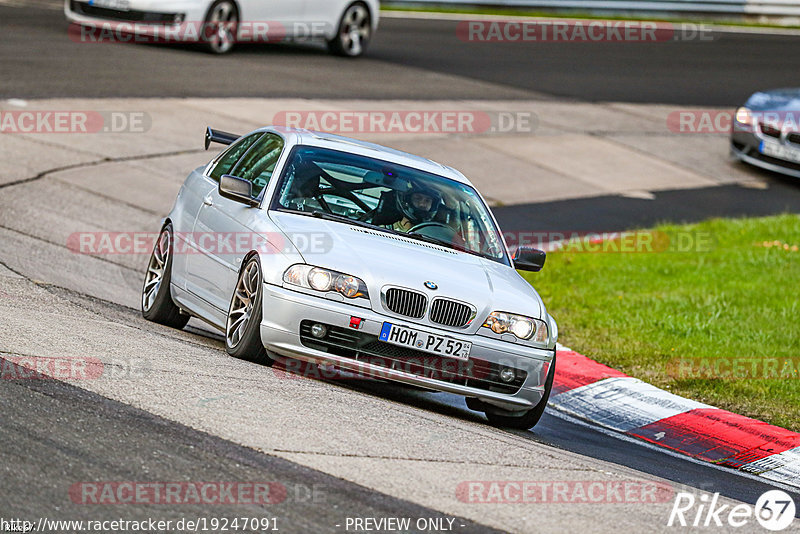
left=731, top=88, right=800, bottom=179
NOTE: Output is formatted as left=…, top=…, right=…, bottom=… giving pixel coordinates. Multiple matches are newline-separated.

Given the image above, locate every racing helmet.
left=396, top=183, right=442, bottom=224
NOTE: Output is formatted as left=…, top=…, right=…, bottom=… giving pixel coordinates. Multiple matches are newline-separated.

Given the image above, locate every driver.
left=392, top=184, right=442, bottom=233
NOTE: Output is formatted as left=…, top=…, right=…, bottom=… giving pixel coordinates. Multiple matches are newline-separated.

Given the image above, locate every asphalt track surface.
left=2, top=361, right=500, bottom=533
left=1, top=3, right=800, bottom=105
left=3, top=2, right=800, bottom=533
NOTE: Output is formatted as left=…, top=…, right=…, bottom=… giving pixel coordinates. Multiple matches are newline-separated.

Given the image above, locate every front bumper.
left=731, top=129, right=800, bottom=180
left=65, top=0, right=206, bottom=31
left=259, top=284, right=554, bottom=413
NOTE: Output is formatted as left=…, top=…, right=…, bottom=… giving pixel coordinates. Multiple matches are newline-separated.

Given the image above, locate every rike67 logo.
left=668, top=489, right=795, bottom=531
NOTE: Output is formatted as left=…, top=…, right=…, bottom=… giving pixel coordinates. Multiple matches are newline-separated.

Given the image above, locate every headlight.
left=308, top=268, right=333, bottom=291
left=734, top=107, right=752, bottom=125
left=335, top=276, right=361, bottom=298
left=482, top=311, right=547, bottom=343
left=283, top=264, right=368, bottom=299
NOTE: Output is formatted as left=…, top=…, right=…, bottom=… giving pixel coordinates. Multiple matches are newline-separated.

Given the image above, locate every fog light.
left=310, top=323, right=328, bottom=339
left=174, top=13, right=185, bottom=24
left=499, top=367, right=516, bottom=383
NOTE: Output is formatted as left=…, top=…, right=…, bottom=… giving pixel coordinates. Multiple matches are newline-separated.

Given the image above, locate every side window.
left=208, top=133, right=263, bottom=182
left=231, top=133, right=285, bottom=198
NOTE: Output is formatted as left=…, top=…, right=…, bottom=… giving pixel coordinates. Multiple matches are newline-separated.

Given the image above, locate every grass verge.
left=521, top=214, right=800, bottom=431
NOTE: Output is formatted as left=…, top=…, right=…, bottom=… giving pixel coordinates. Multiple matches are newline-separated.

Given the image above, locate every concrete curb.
left=550, top=344, right=800, bottom=488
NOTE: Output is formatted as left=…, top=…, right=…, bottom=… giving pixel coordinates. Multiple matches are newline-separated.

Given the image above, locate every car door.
left=182, top=132, right=263, bottom=307
left=186, top=133, right=285, bottom=315
left=238, top=0, right=306, bottom=37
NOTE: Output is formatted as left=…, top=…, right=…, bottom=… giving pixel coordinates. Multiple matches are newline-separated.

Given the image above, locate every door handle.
left=203, top=195, right=213, bottom=206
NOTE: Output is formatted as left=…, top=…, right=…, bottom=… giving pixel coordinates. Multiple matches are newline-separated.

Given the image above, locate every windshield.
left=271, top=145, right=508, bottom=264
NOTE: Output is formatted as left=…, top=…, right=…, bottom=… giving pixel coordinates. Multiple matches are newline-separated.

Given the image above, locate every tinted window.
left=231, top=133, right=284, bottom=198
left=208, top=133, right=263, bottom=182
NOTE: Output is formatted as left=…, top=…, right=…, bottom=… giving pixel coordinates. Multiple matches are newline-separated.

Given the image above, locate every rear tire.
left=327, top=2, right=371, bottom=57
left=141, top=224, right=190, bottom=329
left=201, top=0, right=239, bottom=54
left=485, top=352, right=556, bottom=430
left=225, top=256, right=274, bottom=366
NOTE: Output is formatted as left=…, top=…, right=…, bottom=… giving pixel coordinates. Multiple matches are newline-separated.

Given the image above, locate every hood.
left=270, top=211, right=544, bottom=329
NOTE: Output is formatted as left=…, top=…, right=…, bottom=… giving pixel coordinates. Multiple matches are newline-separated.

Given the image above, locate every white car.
left=142, top=126, right=558, bottom=429
left=65, top=0, right=379, bottom=56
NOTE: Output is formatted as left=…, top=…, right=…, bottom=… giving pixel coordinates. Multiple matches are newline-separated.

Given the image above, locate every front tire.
left=141, top=224, right=190, bottom=329
left=327, top=2, right=371, bottom=57
left=225, top=256, right=274, bottom=365
left=485, top=352, right=556, bottom=430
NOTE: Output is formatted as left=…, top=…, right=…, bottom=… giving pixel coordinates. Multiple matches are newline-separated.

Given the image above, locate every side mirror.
left=513, top=246, right=546, bottom=272
left=219, top=174, right=258, bottom=207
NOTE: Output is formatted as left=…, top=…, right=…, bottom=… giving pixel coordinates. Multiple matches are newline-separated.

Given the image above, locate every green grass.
left=381, top=4, right=800, bottom=30
left=521, top=214, right=800, bottom=431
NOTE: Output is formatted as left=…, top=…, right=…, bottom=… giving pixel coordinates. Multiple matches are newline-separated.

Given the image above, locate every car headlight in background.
left=283, top=265, right=369, bottom=299
left=482, top=311, right=547, bottom=343
left=734, top=107, right=753, bottom=126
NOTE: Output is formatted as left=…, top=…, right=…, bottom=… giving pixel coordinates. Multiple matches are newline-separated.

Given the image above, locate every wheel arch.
left=359, top=0, right=380, bottom=30
left=238, top=249, right=261, bottom=276
left=346, top=0, right=374, bottom=27
left=203, top=0, right=241, bottom=20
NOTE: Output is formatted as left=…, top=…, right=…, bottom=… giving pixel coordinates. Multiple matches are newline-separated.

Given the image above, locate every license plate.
left=760, top=140, right=800, bottom=163
left=379, top=322, right=471, bottom=360
left=88, top=0, right=131, bottom=10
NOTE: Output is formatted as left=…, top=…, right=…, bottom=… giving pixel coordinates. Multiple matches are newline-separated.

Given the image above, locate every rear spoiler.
left=204, top=127, right=241, bottom=150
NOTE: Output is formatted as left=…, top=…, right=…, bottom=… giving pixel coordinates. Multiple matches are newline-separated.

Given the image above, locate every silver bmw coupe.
left=142, top=126, right=558, bottom=429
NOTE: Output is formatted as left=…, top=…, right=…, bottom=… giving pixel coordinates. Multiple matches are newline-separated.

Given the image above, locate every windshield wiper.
left=310, top=211, right=378, bottom=230
left=405, top=231, right=467, bottom=251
